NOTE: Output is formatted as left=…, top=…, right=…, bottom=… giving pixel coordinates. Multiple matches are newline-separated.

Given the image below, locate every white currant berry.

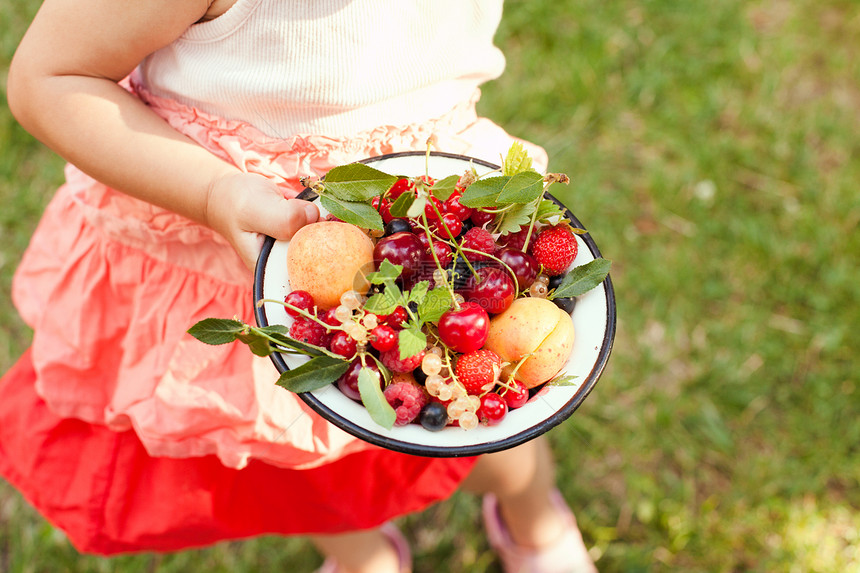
left=432, top=268, right=447, bottom=287
left=421, top=353, right=443, bottom=376
left=450, top=383, right=467, bottom=399
left=459, top=411, right=479, bottom=430
left=467, top=395, right=481, bottom=412
left=340, top=290, right=363, bottom=310
left=447, top=400, right=466, bottom=419
left=453, top=293, right=465, bottom=305
left=437, top=383, right=453, bottom=402
left=536, top=274, right=550, bottom=285
left=334, top=305, right=353, bottom=324
left=425, top=375, right=444, bottom=395
left=428, top=346, right=444, bottom=357
left=362, top=314, right=379, bottom=329
left=529, top=282, right=548, bottom=298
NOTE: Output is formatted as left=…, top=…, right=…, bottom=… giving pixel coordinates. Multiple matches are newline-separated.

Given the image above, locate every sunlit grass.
left=2, top=0, right=859, bottom=571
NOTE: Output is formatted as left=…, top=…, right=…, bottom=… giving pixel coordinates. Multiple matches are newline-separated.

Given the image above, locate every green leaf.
left=496, top=171, right=545, bottom=204
left=388, top=191, right=415, bottom=218
left=365, top=259, right=403, bottom=284
left=363, top=289, right=400, bottom=316
left=322, top=163, right=398, bottom=202
left=549, top=258, right=612, bottom=299
left=494, top=202, right=535, bottom=235
left=502, top=141, right=535, bottom=176
left=417, top=287, right=453, bottom=324
left=237, top=330, right=274, bottom=356
left=406, top=195, right=427, bottom=218
left=459, top=176, right=508, bottom=208
left=187, top=318, right=246, bottom=345
left=262, top=329, right=330, bottom=357
left=398, top=323, right=427, bottom=360
left=276, top=355, right=351, bottom=393
left=535, top=199, right=567, bottom=224
left=407, top=280, right=430, bottom=306
left=547, top=373, right=579, bottom=387
left=430, top=174, right=460, bottom=201
left=320, top=195, right=384, bottom=230
left=358, top=367, right=396, bottom=429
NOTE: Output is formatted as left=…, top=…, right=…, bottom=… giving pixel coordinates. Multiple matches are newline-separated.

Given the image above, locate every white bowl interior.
left=259, top=153, right=610, bottom=450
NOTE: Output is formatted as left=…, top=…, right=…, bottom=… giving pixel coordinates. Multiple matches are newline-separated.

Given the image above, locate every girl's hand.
left=206, top=172, right=320, bottom=270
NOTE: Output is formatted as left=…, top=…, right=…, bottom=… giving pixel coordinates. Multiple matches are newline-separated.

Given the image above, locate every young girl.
left=1, top=1, right=596, bottom=571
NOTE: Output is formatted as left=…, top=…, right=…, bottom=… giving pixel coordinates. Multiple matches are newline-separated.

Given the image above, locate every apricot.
left=286, top=221, right=374, bottom=309
left=483, top=297, right=575, bottom=388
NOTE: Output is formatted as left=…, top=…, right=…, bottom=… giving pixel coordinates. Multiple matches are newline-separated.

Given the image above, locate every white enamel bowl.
left=254, top=152, right=616, bottom=457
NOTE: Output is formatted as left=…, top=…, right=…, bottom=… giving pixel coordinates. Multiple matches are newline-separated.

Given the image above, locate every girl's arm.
left=7, top=0, right=318, bottom=269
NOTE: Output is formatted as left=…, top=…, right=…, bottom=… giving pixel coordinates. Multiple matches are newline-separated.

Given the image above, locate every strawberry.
left=455, top=349, right=502, bottom=395
left=529, top=225, right=578, bottom=276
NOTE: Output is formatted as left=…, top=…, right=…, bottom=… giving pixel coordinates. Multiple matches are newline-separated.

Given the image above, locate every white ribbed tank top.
left=139, top=0, right=506, bottom=138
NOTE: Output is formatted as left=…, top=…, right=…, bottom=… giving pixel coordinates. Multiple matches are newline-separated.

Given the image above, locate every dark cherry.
left=437, top=302, right=490, bottom=353
left=496, top=247, right=540, bottom=289
left=373, top=232, right=425, bottom=278
left=419, top=402, right=449, bottom=431
left=337, top=357, right=381, bottom=402
left=464, top=266, right=516, bottom=314
left=329, top=331, right=358, bottom=358
left=470, top=209, right=495, bottom=227
left=384, top=218, right=412, bottom=236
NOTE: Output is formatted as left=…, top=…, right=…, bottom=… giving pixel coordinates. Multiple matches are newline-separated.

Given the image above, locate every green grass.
left=2, top=0, right=860, bottom=571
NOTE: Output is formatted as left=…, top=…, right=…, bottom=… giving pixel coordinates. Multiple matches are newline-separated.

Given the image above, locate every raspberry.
left=289, top=318, right=328, bottom=347
left=529, top=225, right=578, bottom=276
left=380, top=348, right=426, bottom=373
left=461, top=227, right=496, bottom=262
left=455, top=349, right=502, bottom=395
left=384, top=382, right=429, bottom=426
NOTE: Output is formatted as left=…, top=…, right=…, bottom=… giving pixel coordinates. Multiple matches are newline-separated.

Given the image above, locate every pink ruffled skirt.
left=0, top=75, right=547, bottom=553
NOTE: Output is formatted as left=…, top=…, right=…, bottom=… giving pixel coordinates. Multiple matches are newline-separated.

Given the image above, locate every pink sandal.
left=483, top=489, right=598, bottom=573
left=315, top=522, right=411, bottom=573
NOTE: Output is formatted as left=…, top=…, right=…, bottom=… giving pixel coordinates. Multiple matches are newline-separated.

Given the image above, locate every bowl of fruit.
left=190, top=147, right=615, bottom=457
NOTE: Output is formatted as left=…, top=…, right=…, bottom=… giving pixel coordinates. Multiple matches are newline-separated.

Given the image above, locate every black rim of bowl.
left=253, top=151, right=616, bottom=458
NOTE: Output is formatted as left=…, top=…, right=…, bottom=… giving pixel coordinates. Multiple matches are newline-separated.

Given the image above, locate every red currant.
left=470, top=209, right=495, bottom=227
left=370, top=325, right=397, bottom=352
left=388, top=178, right=414, bottom=199
left=371, top=195, right=395, bottom=223
left=433, top=212, right=462, bottom=240
left=386, top=306, right=409, bottom=329
left=478, top=392, right=508, bottom=426
left=444, top=191, right=474, bottom=221
left=502, top=380, right=529, bottom=409
left=284, top=290, right=315, bottom=318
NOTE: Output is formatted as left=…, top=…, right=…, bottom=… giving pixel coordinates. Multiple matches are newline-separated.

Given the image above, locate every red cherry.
left=370, top=325, right=398, bottom=352
left=478, top=392, right=508, bottom=425
left=373, top=232, right=424, bottom=278
left=470, top=209, right=495, bottom=227
left=329, top=331, right=358, bottom=358
left=371, top=195, right=395, bottom=223
left=437, top=302, right=490, bottom=354
left=424, top=196, right=444, bottom=220
left=386, top=306, right=409, bottom=329
left=444, top=191, right=474, bottom=221
left=464, top=266, right=516, bottom=314
left=388, top=178, right=414, bottom=199
left=433, top=212, right=462, bottom=240
left=502, top=380, right=529, bottom=409
left=496, top=247, right=539, bottom=289
left=427, top=240, right=453, bottom=268
left=337, top=358, right=381, bottom=401
left=284, top=290, right=315, bottom=318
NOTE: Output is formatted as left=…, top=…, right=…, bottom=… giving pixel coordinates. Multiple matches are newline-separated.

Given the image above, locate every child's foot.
left=314, top=523, right=411, bottom=573
left=483, top=489, right=597, bottom=573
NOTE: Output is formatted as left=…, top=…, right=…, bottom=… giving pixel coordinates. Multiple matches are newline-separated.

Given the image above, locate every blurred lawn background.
left=2, top=0, right=859, bottom=571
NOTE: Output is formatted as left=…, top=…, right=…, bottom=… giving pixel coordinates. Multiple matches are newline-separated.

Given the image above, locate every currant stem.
left=420, top=211, right=460, bottom=310
left=257, top=298, right=344, bottom=332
